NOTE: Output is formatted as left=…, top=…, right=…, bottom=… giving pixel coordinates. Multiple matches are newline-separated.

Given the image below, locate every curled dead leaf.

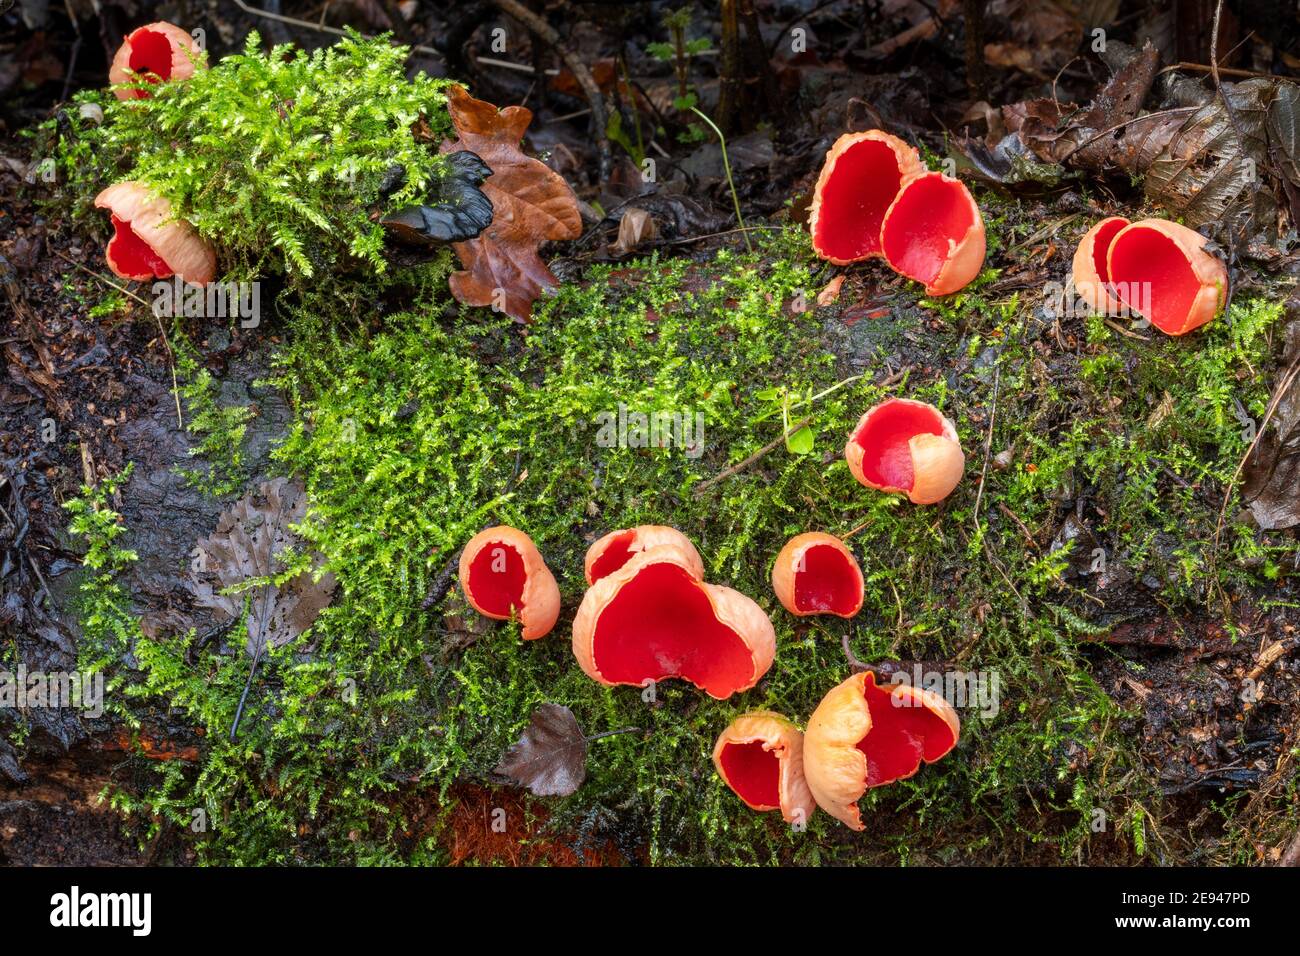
left=610, top=207, right=656, bottom=256
left=441, top=85, right=582, bottom=321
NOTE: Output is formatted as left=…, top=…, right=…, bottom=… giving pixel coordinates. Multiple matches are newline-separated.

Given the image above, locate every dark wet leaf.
left=382, top=150, right=494, bottom=245
left=494, top=703, right=587, bottom=797
left=997, top=41, right=1300, bottom=240
left=1141, top=79, right=1275, bottom=237
left=1243, top=310, right=1300, bottom=529
left=189, top=478, right=336, bottom=657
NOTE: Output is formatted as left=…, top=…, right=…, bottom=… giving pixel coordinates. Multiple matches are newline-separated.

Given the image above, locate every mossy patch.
left=75, top=222, right=1297, bottom=866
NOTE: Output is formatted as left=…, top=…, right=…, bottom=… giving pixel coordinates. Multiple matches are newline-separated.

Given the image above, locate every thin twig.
left=1209, top=0, right=1251, bottom=159
left=693, top=416, right=811, bottom=496
left=1213, top=354, right=1300, bottom=551
left=1056, top=107, right=1199, bottom=164
left=997, top=501, right=1039, bottom=552
left=487, top=0, right=612, bottom=180
left=232, top=0, right=443, bottom=58
left=586, top=727, right=643, bottom=741
left=971, top=363, right=1000, bottom=532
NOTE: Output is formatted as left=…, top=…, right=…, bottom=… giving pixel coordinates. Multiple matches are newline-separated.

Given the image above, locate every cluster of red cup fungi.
left=458, top=518, right=961, bottom=828
left=97, top=28, right=1230, bottom=831
left=809, top=130, right=986, bottom=296
left=1071, top=216, right=1228, bottom=335
left=95, top=22, right=217, bottom=288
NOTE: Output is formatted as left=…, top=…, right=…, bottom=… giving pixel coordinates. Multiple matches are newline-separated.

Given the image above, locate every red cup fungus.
left=1072, top=216, right=1228, bottom=335
left=109, top=21, right=204, bottom=100
left=458, top=525, right=561, bottom=640
left=94, top=181, right=217, bottom=286
left=844, top=398, right=964, bottom=505
left=1106, top=218, right=1228, bottom=336
left=1070, top=216, right=1129, bottom=316
left=584, top=525, right=704, bottom=585
left=771, top=532, right=863, bottom=618
left=571, top=542, right=776, bottom=699
left=803, top=670, right=960, bottom=830
left=880, top=171, right=986, bottom=296
left=809, top=131, right=924, bottom=265
left=712, top=711, right=817, bottom=824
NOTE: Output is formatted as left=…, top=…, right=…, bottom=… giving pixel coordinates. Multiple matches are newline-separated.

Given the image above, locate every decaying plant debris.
left=2, top=0, right=1300, bottom=870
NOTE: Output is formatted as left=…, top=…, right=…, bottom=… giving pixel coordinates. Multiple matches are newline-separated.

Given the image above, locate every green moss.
left=173, top=335, right=254, bottom=498
left=82, top=222, right=1295, bottom=865
left=29, top=30, right=453, bottom=282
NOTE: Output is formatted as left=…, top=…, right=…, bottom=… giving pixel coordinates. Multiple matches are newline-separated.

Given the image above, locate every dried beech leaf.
left=189, top=478, right=336, bottom=657
left=494, top=703, right=587, bottom=797
left=441, top=85, right=582, bottom=322
left=610, top=207, right=656, bottom=256
left=381, top=150, right=494, bottom=245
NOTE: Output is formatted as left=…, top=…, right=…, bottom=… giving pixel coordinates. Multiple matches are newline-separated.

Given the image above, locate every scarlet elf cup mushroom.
left=583, top=525, right=703, bottom=585
left=1071, top=216, right=1228, bottom=335
left=803, top=671, right=960, bottom=830
left=94, top=182, right=216, bottom=286
left=458, top=526, right=561, bottom=640
left=109, top=21, right=204, bottom=100
left=771, top=532, right=864, bottom=618
left=809, top=130, right=986, bottom=295
left=844, top=398, right=964, bottom=505
left=572, top=540, right=775, bottom=699
left=809, top=131, right=925, bottom=265
left=712, top=712, right=816, bottom=824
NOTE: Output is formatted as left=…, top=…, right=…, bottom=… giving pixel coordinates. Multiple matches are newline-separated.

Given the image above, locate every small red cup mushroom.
left=1106, top=218, right=1228, bottom=336
left=109, top=22, right=205, bottom=100
left=771, top=532, right=863, bottom=618
left=803, top=670, right=960, bottom=830
left=458, top=525, right=561, bottom=640
left=1070, top=216, right=1129, bottom=315
left=880, top=171, right=986, bottom=296
left=94, top=181, right=217, bottom=286
left=844, top=398, right=964, bottom=505
left=584, top=525, right=703, bottom=585
left=571, top=543, right=775, bottom=699
left=808, top=130, right=925, bottom=265
left=713, top=711, right=817, bottom=824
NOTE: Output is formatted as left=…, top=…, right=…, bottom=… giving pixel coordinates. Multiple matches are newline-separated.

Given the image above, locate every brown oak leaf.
left=442, top=85, right=582, bottom=322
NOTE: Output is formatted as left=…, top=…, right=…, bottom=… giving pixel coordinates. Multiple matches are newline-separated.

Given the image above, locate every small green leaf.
left=786, top=425, right=814, bottom=455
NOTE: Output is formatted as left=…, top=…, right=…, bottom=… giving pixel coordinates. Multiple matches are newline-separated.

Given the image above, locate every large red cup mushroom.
left=572, top=543, right=775, bottom=699
left=1070, top=216, right=1129, bottom=316
left=458, top=525, right=561, bottom=640
left=712, top=711, right=817, bottom=824
left=584, top=525, right=703, bottom=585
left=880, top=171, right=986, bottom=296
left=109, top=22, right=204, bottom=100
left=808, top=131, right=925, bottom=265
left=771, top=532, right=863, bottom=618
left=94, top=181, right=217, bottom=286
left=1106, top=218, right=1228, bottom=336
left=803, top=670, right=960, bottom=830
left=844, top=398, right=964, bottom=505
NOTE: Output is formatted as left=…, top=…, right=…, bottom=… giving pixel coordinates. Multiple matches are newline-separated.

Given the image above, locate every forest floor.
left=2, top=0, right=1299, bottom=866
